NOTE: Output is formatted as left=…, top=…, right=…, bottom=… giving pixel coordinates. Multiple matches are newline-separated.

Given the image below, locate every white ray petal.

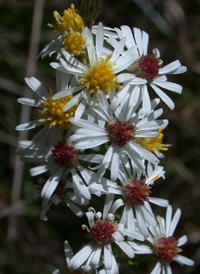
left=16, top=120, right=41, bottom=131
left=41, top=168, right=63, bottom=199
left=90, top=246, right=102, bottom=266
left=169, top=208, right=181, bottom=236
left=150, top=83, right=175, bottom=110
left=110, top=147, right=120, bottom=181
left=62, top=93, right=82, bottom=112
left=148, top=197, right=169, bottom=207
left=17, top=98, right=42, bottom=107
left=175, top=255, right=194, bottom=266
left=68, top=243, right=93, bottom=270
left=104, top=244, right=113, bottom=270
left=86, top=211, right=95, bottom=228
left=103, top=194, right=115, bottom=219
left=142, top=30, right=149, bottom=55
left=25, top=77, right=49, bottom=99
left=153, top=80, right=182, bottom=94
left=133, top=27, right=142, bottom=55
left=64, top=240, right=74, bottom=263
left=30, top=164, right=54, bottom=177
left=150, top=262, right=162, bottom=274
left=177, top=235, right=188, bottom=247
left=110, top=37, right=127, bottom=62
left=166, top=205, right=172, bottom=236
left=96, top=23, right=104, bottom=58
left=110, top=199, right=124, bottom=214
left=52, top=86, right=83, bottom=99
left=65, top=200, right=84, bottom=217
left=159, top=60, right=181, bottom=74
left=121, top=25, right=136, bottom=48
left=115, top=241, right=135, bottom=258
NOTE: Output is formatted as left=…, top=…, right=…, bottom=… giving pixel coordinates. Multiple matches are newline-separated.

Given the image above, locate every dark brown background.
left=0, top=0, right=199, bottom=273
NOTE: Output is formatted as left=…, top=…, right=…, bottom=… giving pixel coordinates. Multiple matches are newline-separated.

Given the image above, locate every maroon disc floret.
left=89, top=219, right=116, bottom=245
left=122, top=179, right=151, bottom=205
left=134, top=54, right=162, bottom=82
left=51, top=140, right=77, bottom=167
left=153, top=236, right=180, bottom=263
left=107, top=120, right=135, bottom=147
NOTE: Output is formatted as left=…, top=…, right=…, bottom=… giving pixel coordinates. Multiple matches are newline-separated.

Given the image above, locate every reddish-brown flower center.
left=122, top=179, right=151, bottom=205
left=88, top=219, right=116, bottom=245
left=132, top=54, right=162, bottom=82
left=153, top=236, right=181, bottom=263
left=107, top=120, right=135, bottom=147
left=51, top=140, right=77, bottom=167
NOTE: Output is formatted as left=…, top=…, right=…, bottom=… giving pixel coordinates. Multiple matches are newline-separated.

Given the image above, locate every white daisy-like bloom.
left=39, top=24, right=117, bottom=60
left=107, top=25, right=187, bottom=112
left=38, top=165, right=120, bottom=221
left=67, top=195, right=144, bottom=274
left=89, top=162, right=168, bottom=238
left=38, top=4, right=121, bottom=60
left=17, top=137, right=104, bottom=203
left=69, top=89, right=168, bottom=181
left=39, top=4, right=87, bottom=59
left=128, top=205, right=194, bottom=273
left=50, top=22, right=138, bottom=117
left=34, top=178, right=88, bottom=221
left=16, top=70, right=80, bottom=146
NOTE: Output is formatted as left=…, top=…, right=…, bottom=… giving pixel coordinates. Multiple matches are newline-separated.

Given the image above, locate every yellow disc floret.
left=52, top=4, right=85, bottom=33
left=39, top=91, right=78, bottom=131
left=79, top=55, right=121, bottom=94
left=135, top=128, right=170, bottom=153
left=62, top=32, right=86, bottom=56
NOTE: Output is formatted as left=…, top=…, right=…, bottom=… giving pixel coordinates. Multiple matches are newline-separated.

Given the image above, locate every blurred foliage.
left=0, top=0, right=200, bottom=273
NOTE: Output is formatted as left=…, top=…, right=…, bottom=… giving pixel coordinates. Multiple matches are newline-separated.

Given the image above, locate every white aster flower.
left=16, top=71, right=79, bottom=145
left=34, top=178, right=88, bottom=221
left=68, top=195, right=144, bottom=274
left=128, top=205, right=194, bottom=273
left=89, top=162, right=168, bottom=238
left=107, top=26, right=187, bottom=112
left=50, top=22, right=138, bottom=117
left=39, top=4, right=86, bottom=59
left=17, top=137, right=103, bottom=203
left=69, top=89, right=168, bottom=181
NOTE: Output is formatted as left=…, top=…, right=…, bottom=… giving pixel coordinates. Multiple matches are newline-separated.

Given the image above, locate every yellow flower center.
left=62, top=32, right=86, bottom=56
left=79, top=55, right=121, bottom=94
left=39, top=92, right=78, bottom=131
left=135, top=128, right=170, bottom=153
left=52, top=4, right=84, bottom=33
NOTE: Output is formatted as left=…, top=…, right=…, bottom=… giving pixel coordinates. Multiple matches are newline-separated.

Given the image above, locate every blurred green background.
left=0, top=0, right=200, bottom=273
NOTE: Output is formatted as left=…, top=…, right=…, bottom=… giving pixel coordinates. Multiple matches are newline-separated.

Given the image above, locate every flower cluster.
left=16, top=2, right=194, bottom=274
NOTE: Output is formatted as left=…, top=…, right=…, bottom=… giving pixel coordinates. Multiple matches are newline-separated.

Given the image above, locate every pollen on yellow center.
left=62, top=32, right=86, bottom=56
left=79, top=55, right=121, bottom=94
left=39, top=92, right=78, bottom=131
left=52, top=4, right=85, bottom=33
left=135, top=128, right=170, bottom=153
